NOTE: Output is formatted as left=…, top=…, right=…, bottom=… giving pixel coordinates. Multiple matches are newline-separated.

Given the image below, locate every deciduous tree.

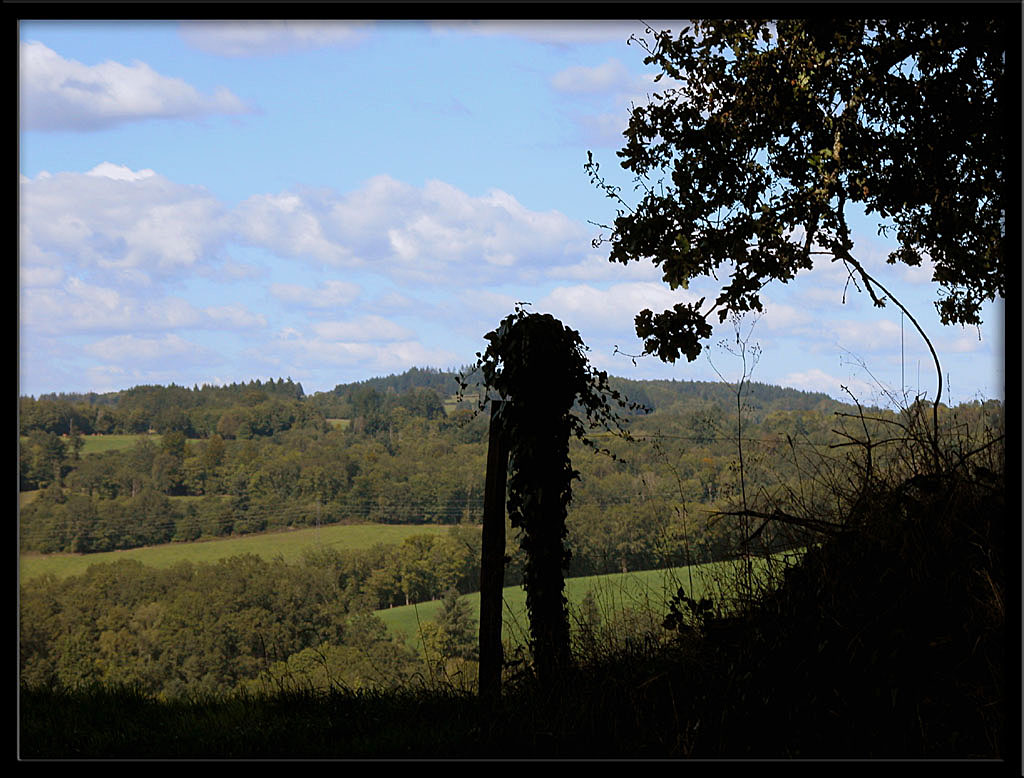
left=587, top=18, right=1009, bottom=366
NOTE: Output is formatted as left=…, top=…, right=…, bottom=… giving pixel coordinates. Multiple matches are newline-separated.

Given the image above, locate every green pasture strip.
left=373, top=568, right=700, bottom=648
left=443, top=392, right=479, bottom=412
left=376, top=551, right=802, bottom=649
left=19, top=434, right=162, bottom=456
left=20, top=488, right=198, bottom=510
left=81, top=434, right=163, bottom=455
left=19, top=523, right=469, bottom=584
left=20, top=490, right=42, bottom=508
left=167, top=495, right=213, bottom=506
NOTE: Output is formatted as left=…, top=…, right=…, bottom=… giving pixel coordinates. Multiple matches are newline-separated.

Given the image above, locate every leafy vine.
left=459, top=304, right=646, bottom=679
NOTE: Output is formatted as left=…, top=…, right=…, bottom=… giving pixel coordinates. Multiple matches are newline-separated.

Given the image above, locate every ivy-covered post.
left=462, top=305, right=644, bottom=686
left=507, top=371, right=575, bottom=681
left=478, top=399, right=508, bottom=700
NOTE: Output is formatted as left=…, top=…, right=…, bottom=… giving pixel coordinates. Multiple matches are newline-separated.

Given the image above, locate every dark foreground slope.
left=671, top=461, right=1008, bottom=758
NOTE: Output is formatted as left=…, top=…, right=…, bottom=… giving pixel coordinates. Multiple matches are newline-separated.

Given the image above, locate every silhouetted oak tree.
left=587, top=18, right=1009, bottom=365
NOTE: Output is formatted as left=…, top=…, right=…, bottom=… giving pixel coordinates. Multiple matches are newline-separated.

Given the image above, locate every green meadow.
left=80, top=434, right=163, bottom=454
left=19, top=433, right=164, bottom=456
left=18, top=522, right=465, bottom=584
left=376, top=552, right=802, bottom=650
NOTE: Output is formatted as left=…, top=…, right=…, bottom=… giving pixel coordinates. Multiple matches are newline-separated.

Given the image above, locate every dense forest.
left=19, top=368, right=849, bottom=562
left=20, top=368, right=1002, bottom=575
left=19, top=368, right=1004, bottom=704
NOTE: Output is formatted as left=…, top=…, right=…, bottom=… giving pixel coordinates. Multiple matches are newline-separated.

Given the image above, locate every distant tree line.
left=21, top=378, right=310, bottom=438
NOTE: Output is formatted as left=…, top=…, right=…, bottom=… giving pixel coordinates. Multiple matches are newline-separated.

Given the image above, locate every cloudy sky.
left=19, top=19, right=1004, bottom=406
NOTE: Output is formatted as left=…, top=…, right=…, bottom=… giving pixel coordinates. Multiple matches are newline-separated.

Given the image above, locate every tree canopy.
left=587, top=18, right=1010, bottom=364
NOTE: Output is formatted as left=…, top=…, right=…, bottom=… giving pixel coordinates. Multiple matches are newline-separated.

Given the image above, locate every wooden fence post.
left=478, top=400, right=508, bottom=700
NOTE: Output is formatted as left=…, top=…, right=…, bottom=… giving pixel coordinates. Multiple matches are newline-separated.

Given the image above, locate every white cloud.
left=82, top=365, right=133, bottom=394
left=19, top=265, right=64, bottom=287
left=86, top=161, right=157, bottom=181
left=546, top=280, right=698, bottom=315
left=829, top=318, right=903, bottom=352
left=547, top=253, right=660, bottom=283
left=550, top=50, right=685, bottom=148
left=22, top=166, right=598, bottom=290
left=311, top=316, right=413, bottom=342
left=235, top=175, right=589, bottom=283
left=83, top=364, right=220, bottom=394
left=371, top=291, right=417, bottom=312
left=18, top=166, right=612, bottom=372
left=20, top=165, right=229, bottom=282
left=205, top=305, right=268, bottom=329
left=898, top=257, right=937, bottom=285
left=270, top=279, right=361, bottom=308
left=19, top=40, right=250, bottom=131
left=179, top=20, right=370, bottom=57
left=551, top=58, right=653, bottom=95
left=84, top=333, right=202, bottom=363
left=756, top=300, right=814, bottom=332
left=268, top=329, right=457, bottom=374
left=219, top=258, right=265, bottom=280
left=781, top=367, right=875, bottom=401
left=790, top=282, right=852, bottom=310
left=941, top=327, right=988, bottom=354
left=20, top=273, right=267, bottom=337
left=781, top=254, right=886, bottom=314
left=450, top=289, right=521, bottom=326
left=538, top=281, right=701, bottom=337
left=21, top=278, right=132, bottom=334
left=575, top=111, right=633, bottom=147
left=231, top=191, right=359, bottom=267
left=146, top=297, right=206, bottom=328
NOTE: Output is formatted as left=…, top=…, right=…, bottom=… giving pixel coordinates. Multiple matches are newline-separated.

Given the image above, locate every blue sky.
left=18, top=19, right=1004, bottom=406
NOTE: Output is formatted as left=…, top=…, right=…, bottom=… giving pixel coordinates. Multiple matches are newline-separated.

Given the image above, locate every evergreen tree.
left=434, top=588, right=478, bottom=662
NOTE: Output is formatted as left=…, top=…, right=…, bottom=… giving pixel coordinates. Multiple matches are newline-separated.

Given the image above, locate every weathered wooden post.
left=478, top=400, right=508, bottom=700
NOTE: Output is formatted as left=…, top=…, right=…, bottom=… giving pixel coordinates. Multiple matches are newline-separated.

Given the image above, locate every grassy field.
left=443, top=392, right=478, bottom=414
left=20, top=433, right=165, bottom=455
left=376, top=552, right=802, bottom=649
left=80, top=434, right=163, bottom=454
left=21, top=491, right=216, bottom=512
left=19, top=522, right=472, bottom=584
left=375, top=570, right=683, bottom=648
left=19, top=490, right=42, bottom=509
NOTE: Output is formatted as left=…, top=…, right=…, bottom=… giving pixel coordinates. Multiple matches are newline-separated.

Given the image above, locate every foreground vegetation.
left=21, top=446, right=1005, bottom=757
